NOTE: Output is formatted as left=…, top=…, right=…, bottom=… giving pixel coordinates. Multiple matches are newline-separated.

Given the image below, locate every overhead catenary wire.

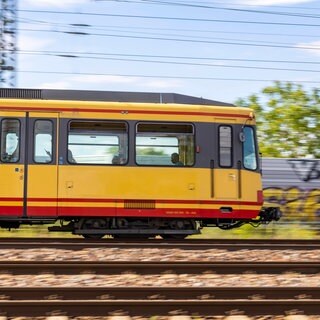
left=17, top=17, right=320, bottom=39
left=16, top=49, right=320, bottom=66
left=17, top=9, right=320, bottom=28
left=17, top=70, right=320, bottom=84
left=18, top=27, right=320, bottom=51
left=94, top=0, right=320, bottom=19
left=15, top=2, right=320, bottom=93
left=15, top=50, right=320, bottom=73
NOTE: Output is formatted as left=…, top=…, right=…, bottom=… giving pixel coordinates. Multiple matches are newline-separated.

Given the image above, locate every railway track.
left=2, top=286, right=320, bottom=300
left=0, top=239, right=319, bottom=317
left=0, top=298, right=319, bottom=317
left=1, top=237, right=320, bottom=250
left=0, top=260, right=319, bottom=274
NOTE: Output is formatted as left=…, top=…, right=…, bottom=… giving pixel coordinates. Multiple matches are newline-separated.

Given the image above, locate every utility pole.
left=0, top=0, right=17, bottom=87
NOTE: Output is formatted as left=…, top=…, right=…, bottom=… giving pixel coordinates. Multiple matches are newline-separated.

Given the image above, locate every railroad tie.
left=168, top=316, right=192, bottom=320
left=224, top=316, right=250, bottom=320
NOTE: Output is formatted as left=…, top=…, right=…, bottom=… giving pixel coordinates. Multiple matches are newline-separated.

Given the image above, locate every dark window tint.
left=219, top=126, right=232, bottom=167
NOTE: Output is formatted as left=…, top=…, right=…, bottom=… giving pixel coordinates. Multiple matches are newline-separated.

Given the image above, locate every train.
left=0, top=88, right=280, bottom=239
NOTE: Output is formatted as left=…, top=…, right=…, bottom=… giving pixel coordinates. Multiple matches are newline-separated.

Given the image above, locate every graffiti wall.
left=262, top=158, right=320, bottom=222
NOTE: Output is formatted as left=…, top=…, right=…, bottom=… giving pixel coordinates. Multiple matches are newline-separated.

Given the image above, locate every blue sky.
left=15, top=0, right=320, bottom=103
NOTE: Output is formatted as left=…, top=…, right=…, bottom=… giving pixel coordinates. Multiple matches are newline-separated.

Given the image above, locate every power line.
left=17, top=70, right=320, bottom=84
left=17, top=17, right=320, bottom=39
left=95, top=0, right=320, bottom=19
left=19, top=27, right=320, bottom=51
left=17, top=50, right=320, bottom=73
left=17, top=49, right=320, bottom=65
left=17, top=9, right=320, bottom=27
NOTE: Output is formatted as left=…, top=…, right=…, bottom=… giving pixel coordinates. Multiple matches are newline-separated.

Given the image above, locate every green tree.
left=137, top=147, right=165, bottom=156
left=236, top=81, right=320, bottom=158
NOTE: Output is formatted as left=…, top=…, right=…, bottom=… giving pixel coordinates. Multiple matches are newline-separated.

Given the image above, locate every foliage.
left=137, top=147, right=165, bottom=155
left=236, top=81, right=320, bottom=158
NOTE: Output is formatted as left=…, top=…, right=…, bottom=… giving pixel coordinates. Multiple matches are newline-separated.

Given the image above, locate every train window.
left=219, top=126, right=232, bottom=167
left=243, top=126, right=257, bottom=170
left=34, top=120, right=53, bottom=163
left=0, top=119, right=20, bottom=163
left=135, top=123, right=194, bottom=166
left=67, top=121, right=128, bottom=165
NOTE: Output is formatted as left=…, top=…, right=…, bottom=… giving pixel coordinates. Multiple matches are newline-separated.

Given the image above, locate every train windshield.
left=243, top=126, right=257, bottom=171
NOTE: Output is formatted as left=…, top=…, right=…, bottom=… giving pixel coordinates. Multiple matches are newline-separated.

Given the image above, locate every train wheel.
left=161, top=219, right=196, bottom=239
left=79, top=218, right=108, bottom=239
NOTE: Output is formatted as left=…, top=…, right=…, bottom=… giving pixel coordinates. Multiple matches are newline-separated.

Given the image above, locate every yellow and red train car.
left=0, top=88, right=280, bottom=238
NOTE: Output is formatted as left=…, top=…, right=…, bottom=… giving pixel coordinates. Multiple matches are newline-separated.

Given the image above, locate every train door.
left=0, top=112, right=26, bottom=216
left=26, top=113, right=58, bottom=217
left=0, top=112, right=58, bottom=218
left=214, top=125, right=239, bottom=200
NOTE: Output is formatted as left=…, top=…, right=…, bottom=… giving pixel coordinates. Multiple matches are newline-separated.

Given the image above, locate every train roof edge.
left=0, top=88, right=234, bottom=107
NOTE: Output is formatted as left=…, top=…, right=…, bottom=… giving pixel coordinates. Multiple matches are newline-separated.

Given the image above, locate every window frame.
left=218, top=125, right=233, bottom=168
left=33, top=119, right=54, bottom=164
left=66, top=120, right=129, bottom=165
left=0, top=118, right=21, bottom=163
left=242, top=125, right=258, bottom=171
left=135, top=121, right=195, bottom=167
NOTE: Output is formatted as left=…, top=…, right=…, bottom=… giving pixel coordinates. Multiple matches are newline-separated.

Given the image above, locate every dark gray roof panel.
left=0, top=88, right=234, bottom=106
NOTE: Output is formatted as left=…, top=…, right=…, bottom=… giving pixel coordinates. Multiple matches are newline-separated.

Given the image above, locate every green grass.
left=191, top=223, right=318, bottom=239
left=0, top=224, right=78, bottom=238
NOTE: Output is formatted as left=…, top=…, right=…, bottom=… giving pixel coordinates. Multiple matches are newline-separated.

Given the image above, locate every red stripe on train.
left=0, top=206, right=259, bottom=219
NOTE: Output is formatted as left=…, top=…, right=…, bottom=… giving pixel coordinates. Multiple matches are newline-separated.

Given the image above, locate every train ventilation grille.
left=124, top=200, right=156, bottom=209
left=0, top=88, right=43, bottom=99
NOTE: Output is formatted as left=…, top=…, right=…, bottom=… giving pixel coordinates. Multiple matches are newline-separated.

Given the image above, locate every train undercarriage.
left=50, top=217, right=201, bottom=239
left=0, top=205, right=281, bottom=239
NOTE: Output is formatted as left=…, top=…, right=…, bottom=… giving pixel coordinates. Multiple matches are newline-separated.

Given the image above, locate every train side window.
left=34, top=120, right=53, bottom=164
left=67, top=121, right=128, bottom=165
left=0, top=119, right=20, bottom=163
left=219, top=126, right=232, bottom=167
left=243, top=126, right=257, bottom=170
left=135, top=122, right=194, bottom=166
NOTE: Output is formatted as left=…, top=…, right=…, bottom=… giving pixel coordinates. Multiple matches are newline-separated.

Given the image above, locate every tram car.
left=0, top=88, right=280, bottom=239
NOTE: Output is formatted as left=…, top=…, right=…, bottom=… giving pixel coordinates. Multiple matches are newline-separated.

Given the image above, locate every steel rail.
left=0, top=299, right=319, bottom=316
left=0, top=261, right=319, bottom=274
left=1, top=237, right=320, bottom=250
left=1, top=286, right=319, bottom=300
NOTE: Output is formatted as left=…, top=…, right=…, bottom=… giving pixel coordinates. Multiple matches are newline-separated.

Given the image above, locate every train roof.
left=0, top=88, right=234, bottom=107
